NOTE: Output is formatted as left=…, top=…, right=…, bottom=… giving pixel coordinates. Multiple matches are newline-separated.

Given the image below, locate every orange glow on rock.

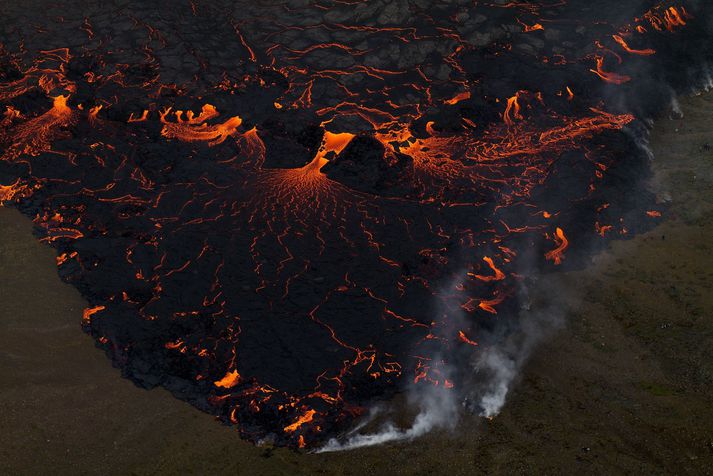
left=2, top=95, right=75, bottom=160
left=283, top=409, right=316, bottom=433
left=503, top=94, right=522, bottom=126
left=1, top=106, right=22, bottom=126
left=159, top=104, right=243, bottom=146
left=214, top=369, right=241, bottom=389
left=0, top=180, right=28, bottom=204
left=545, top=227, right=569, bottom=265
left=315, top=131, right=354, bottom=164
left=612, top=34, right=656, bottom=56
left=444, top=91, right=471, bottom=105
left=127, top=110, right=149, bottom=123
left=458, top=331, right=478, bottom=346
left=478, top=294, right=505, bottom=314
left=469, top=256, right=505, bottom=282
left=82, top=305, right=106, bottom=324
left=523, top=22, right=544, bottom=32
left=590, top=56, right=631, bottom=84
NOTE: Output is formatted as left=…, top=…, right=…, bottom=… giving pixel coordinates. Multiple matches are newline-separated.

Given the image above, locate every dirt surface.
left=1, top=93, right=712, bottom=475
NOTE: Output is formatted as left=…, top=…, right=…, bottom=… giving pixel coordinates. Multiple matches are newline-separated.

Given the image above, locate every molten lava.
left=0, top=0, right=705, bottom=448
left=160, top=104, right=243, bottom=146
left=545, top=228, right=569, bottom=266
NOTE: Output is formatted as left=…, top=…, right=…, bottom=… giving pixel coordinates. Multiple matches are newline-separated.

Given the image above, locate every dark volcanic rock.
left=0, top=0, right=711, bottom=450
left=323, top=136, right=413, bottom=195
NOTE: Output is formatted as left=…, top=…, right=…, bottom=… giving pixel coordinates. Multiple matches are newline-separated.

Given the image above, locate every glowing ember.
left=0, top=179, right=28, bottom=204
left=590, top=56, right=632, bottom=85
left=284, top=409, right=317, bottom=433
left=458, top=331, right=478, bottom=347
left=82, top=306, right=106, bottom=324
left=160, top=104, right=243, bottom=146
left=214, top=370, right=241, bottom=389
left=545, top=228, right=569, bottom=266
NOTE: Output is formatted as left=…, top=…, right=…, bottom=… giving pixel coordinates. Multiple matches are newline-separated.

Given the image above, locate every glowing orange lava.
left=545, top=227, right=569, bottom=265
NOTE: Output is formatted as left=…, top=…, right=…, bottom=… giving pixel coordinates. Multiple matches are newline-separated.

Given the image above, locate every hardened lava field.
left=0, top=0, right=709, bottom=447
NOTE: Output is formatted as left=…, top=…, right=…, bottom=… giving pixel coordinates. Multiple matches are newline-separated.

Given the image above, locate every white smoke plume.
left=317, top=271, right=567, bottom=452
left=470, top=347, right=518, bottom=418
left=316, top=382, right=459, bottom=452
left=316, top=272, right=465, bottom=452
left=316, top=11, right=713, bottom=454
left=463, top=277, right=568, bottom=419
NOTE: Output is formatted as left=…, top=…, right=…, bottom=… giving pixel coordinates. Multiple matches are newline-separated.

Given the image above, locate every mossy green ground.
left=1, top=93, right=712, bottom=475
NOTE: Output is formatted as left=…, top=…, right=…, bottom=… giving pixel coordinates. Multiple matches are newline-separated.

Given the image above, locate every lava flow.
left=0, top=0, right=710, bottom=448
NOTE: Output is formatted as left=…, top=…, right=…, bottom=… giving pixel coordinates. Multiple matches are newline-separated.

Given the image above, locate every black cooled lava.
left=0, top=0, right=710, bottom=447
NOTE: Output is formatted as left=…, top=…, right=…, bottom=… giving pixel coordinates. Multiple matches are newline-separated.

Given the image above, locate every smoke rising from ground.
left=464, top=278, right=568, bottom=419
left=317, top=72, right=713, bottom=454
left=318, top=271, right=570, bottom=452
left=320, top=1, right=713, bottom=452
left=316, top=384, right=459, bottom=452
left=317, top=273, right=465, bottom=452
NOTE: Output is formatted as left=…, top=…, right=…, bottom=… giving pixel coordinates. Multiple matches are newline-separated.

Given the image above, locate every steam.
left=316, top=273, right=464, bottom=453
left=469, top=347, right=518, bottom=418
left=317, top=271, right=567, bottom=453
left=316, top=6, right=713, bottom=452
left=316, top=383, right=458, bottom=452
left=670, top=94, right=684, bottom=119
left=463, top=278, right=567, bottom=419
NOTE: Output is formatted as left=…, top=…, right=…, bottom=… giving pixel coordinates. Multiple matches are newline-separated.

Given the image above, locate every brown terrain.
left=1, top=92, right=712, bottom=475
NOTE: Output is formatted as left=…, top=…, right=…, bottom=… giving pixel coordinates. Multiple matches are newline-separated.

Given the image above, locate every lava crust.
left=0, top=0, right=711, bottom=447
